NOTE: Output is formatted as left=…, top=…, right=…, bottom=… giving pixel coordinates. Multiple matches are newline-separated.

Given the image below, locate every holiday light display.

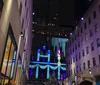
left=29, top=47, right=66, bottom=80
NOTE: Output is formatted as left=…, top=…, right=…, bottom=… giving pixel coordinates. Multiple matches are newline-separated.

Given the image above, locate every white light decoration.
left=81, top=17, right=84, bottom=20
left=33, top=12, right=35, bottom=15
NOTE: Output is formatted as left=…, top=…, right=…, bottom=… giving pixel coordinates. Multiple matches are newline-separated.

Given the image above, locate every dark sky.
left=33, top=0, right=94, bottom=29
left=59, top=0, right=94, bottom=26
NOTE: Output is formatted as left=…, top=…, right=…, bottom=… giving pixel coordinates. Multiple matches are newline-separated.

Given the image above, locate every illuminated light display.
left=43, top=46, right=46, bottom=50
left=29, top=47, right=66, bottom=79
left=58, top=56, right=61, bottom=60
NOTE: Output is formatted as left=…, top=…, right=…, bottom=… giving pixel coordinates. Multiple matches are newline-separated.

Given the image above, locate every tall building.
left=0, top=0, right=32, bottom=85
left=66, top=0, right=100, bottom=84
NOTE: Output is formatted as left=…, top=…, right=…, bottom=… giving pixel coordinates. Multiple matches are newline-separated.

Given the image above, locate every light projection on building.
left=29, top=47, right=66, bottom=80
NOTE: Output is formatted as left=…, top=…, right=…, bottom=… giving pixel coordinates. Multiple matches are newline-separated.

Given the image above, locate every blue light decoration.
left=30, top=69, right=34, bottom=77
left=29, top=48, right=66, bottom=80
left=43, top=46, right=46, bottom=50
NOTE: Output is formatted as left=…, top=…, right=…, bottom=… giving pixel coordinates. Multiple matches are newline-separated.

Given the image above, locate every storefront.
left=0, top=25, right=17, bottom=85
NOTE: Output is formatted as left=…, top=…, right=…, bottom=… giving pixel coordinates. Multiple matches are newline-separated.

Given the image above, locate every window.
left=19, top=2, right=22, bottom=15
left=97, top=38, right=100, bottom=47
left=86, top=46, right=89, bottom=54
left=1, top=25, right=17, bottom=78
left=75, top=34, right=76, bottom=40
left=99, top=55, right=100, bottom=64
left=73, top=47, right=74, bottom=52
left=79, top=65, right=81, bottom=72
left=93, top=11, right=96, bottom=19
left=76, top=55, right=78, bottom=62
left=77, top=31, right=79, bottom=37
left=25, top=0, right=27, bottom=7
left=82, top=49, right=85, bottom=57
left=83, top=62, right=86, bottom=70
left=84, top=23, right=87, bottom=29
left=79, top=52, right=81, bottom=59
left=81, top=38, right=84, bottom=44
left=85, top=34, right=88, bottom=40
left=88, top=17, right=91, bottom=25
left=95, top=24, right=98, bottom=32
left=99, top=5, right=100, bottom=12
left=78, top=41, right=80, bottom=48
left=0, top=0, right=4, bottom=18
left=93, top=57, right=96, bottom=66
left=73, top=57, right=75, bottom=62
left=75, top=44, right=77, bottom=50
left=81, top=27, right=83, bottom=33
left=76, top=66, right=78, bottom=73
left=91, top=42, right=94, bottom=51
left=89, top=29, right=93, bottom=37
left=87, top=60, right=90, bottom=68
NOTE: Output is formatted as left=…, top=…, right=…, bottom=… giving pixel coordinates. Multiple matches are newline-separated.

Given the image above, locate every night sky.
left=59, top=0, right=94, bottom=26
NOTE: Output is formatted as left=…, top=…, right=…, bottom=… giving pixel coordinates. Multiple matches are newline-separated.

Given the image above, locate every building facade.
left=67, top=0, right=100, bottom=84
left=0, top=0, right=32, bottom=85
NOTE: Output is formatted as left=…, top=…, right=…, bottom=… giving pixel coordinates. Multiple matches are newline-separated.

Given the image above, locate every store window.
left=1, top=25, right=17, bottom=80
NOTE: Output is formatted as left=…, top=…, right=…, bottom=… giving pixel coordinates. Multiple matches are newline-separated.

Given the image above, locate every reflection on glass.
left=6, top=43, right=14, bottom=77
left=4, top=79, right=9, bottom=85
left=10, top=50, right=16, bottom=78
left=1, top=36, right=11, bottom=74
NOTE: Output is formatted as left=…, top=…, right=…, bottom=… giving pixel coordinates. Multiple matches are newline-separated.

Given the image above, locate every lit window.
left=85, top=34, right=88, bottom=40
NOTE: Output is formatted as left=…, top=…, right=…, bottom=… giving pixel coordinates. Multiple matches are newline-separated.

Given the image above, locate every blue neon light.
left=43, top=46, right=46, bottom=50
left=37, top=49, right=40, bottom=53
left=30, top=48, right=66, bottom=79
left=48, top=50, right=50, bottom=54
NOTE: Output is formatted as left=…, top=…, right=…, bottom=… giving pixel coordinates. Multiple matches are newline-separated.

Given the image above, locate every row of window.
left=69, top=4, right=100, bottom=46
left=69, top=36, right=100, bottom=56
left=67, top=55, right=100, bottom=76
left=67, top=38, right=100, bottom=65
